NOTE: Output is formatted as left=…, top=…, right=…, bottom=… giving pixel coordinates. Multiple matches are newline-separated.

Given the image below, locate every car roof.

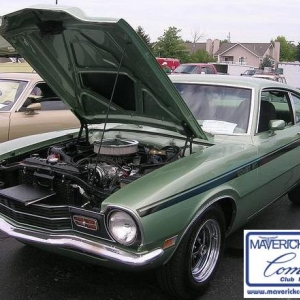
left=253, top=74, right=284, bottom=78
left=169, top=74, right=296, bottom=90
left=0, top=72, right=41, bottom=81
left=179, top=63, right=215, bottom=66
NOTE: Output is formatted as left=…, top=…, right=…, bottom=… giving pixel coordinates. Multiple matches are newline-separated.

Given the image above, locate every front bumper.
left=0, top=217, right=164, bottom=269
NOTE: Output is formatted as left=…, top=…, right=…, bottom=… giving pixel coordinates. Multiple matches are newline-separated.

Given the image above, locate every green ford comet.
left=1, top=6, right=300, bottom=300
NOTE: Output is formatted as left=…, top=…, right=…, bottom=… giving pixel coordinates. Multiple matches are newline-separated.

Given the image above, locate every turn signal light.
left=163, top=235, right=178, bottom=249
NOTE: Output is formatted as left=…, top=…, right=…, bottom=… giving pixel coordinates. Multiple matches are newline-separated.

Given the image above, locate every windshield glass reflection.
left=174, top=83, right=252, bottom=134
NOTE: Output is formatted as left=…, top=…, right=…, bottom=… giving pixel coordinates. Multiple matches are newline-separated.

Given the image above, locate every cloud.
left=1, top=0, right=299, bottom=44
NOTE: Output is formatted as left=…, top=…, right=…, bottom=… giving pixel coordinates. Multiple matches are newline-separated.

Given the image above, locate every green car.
left=1, top=6, right=300, bottom=300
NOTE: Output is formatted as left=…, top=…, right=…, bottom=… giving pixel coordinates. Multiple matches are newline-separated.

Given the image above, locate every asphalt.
left=0, top=195, right=298, bottom=300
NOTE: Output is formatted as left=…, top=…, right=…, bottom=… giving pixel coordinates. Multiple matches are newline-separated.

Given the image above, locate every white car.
left=252, top=73, right=287, bottom=84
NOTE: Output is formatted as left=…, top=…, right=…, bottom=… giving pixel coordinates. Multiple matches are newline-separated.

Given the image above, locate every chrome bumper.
left=0, top=218, right=164, bottom=267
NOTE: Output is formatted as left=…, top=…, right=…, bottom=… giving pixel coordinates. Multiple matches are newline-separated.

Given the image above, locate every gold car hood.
left=0, top=5, right=207, bottom=140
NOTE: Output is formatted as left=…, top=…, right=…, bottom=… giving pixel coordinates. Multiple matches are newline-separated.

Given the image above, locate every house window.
left=223, top=56, right=233, bottom=64
left=239, top=57, right=246, bottom=65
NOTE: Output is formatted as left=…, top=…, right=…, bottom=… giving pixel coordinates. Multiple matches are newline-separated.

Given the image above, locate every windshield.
left=245, top=70, right=255, bottom=75
left=0, top=79, right=28, bottom=111
left=174, top=83, right=252, bottom=134
left=174, top=65, right=198, bottom=74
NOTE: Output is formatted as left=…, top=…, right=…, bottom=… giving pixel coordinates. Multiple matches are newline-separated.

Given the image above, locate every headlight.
left=108, top=211, right=138, bottom=245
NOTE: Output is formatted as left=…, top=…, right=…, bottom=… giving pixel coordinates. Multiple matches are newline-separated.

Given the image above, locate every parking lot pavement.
left=0, top=195, right=299, bottom=300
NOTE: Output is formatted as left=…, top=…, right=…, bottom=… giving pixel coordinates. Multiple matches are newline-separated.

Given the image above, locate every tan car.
left=0, top=72, right=79, bottom=142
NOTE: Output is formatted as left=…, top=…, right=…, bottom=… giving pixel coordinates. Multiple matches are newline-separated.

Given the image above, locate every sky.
left=1, top=0, right=300, bottom=44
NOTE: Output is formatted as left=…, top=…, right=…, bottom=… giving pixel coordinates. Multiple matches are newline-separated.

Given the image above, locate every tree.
left=219, top=39, right=229, bottom=45
left=296, top=42, right=300, bottom=61
left=190, top=30, right=204, bottom=44
left=187, top=49, right=217, bottom=63
left=275, top=36, right=297, bottom=61
left=153, top=27, right=188, bottom=62
left=260, top=55, right=273, bottom=69
left=135, top=26, right=152, bottom=50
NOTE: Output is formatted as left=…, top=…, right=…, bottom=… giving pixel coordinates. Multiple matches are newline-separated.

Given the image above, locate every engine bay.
left=0, top=137, right=182, bottom=211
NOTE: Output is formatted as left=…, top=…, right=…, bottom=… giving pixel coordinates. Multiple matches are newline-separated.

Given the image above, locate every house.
left=184, top=39, right=220, bottom=55
left=184, top=40, right=280, bottom=69
left=213, top=42, right=280, bottom=68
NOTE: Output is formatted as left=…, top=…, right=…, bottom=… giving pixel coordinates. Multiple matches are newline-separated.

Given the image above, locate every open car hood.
left=0, top=5, right=207, bottom=140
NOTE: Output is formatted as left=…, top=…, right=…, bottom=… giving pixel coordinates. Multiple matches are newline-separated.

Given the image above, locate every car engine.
left=0, top=138, right=181, bottom=210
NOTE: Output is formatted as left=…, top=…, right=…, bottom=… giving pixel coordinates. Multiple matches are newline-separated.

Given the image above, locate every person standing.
left=162, top=62, right=171, bottom=74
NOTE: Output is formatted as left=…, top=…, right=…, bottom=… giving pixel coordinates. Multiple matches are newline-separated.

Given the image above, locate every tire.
left=156, top=204, right=226, bottom=300
left=288, top=185, right=300, bottom=205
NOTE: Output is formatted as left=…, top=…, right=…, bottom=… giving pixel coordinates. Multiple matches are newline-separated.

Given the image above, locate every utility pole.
left=227, top=32, right=231, bottom=43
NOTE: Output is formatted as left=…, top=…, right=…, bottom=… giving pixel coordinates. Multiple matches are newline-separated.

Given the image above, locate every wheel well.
left=217, top=197, right=236, bottom=233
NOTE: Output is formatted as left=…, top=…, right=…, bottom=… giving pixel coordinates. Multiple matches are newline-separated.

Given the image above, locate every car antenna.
left=89, top=42, right=131, bottom=185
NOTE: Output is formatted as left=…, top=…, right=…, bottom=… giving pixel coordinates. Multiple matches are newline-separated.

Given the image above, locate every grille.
left=19, top=170, right=75, bottom=205
left=0, top=169, right=80, bottom=231
left=0, top=197, right=71, bottom=230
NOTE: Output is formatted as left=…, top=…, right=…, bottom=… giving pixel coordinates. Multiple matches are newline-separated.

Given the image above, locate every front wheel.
left=157, top=204, right=226, bottom=299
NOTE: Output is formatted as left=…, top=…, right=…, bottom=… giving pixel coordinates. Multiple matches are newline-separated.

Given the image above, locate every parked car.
left=1, top=6, right=300, bottom=300
left=240, top=69, right=256, bottom=76
left=172, top=63, right=217, bottom=74
left=252, top=73, right=287, bottom=84
left=0, top=72, right=79, bottom=142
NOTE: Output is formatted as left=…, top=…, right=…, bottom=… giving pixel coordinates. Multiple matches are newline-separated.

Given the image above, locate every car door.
left=0, top=112, right=10, bottom=142
left=8, top=82, right=80, bottom=140
left=250, top=88, right=300, bottom=214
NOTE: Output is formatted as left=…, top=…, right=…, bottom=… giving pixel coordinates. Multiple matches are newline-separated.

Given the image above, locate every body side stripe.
left=137, top=138, right=300, bottom=217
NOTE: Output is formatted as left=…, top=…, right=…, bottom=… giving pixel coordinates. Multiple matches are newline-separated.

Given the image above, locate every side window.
left=258, top=90, right=293, bottom=133
left=206, top=66, right=215, bottom=74
left=291, top=93, right=300, bottom=123
left=22, top=82, right=67, bottom=111
left=200, top=67, right=207, bottom=74
left=40, top=100, right=67, bottom=110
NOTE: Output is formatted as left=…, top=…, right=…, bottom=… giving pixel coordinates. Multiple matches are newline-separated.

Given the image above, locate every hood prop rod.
left=76, top=122, right=88, bottom=145
left=89, top=42, right=130, bottom=185
left=181, top=121, right=194, bottom=156
left=182, top=136, right=193, bottom=157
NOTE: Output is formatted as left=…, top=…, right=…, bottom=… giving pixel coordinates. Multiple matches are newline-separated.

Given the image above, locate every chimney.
left=212, top=39, right=220, bottom=55
left=206, top=39, right=212, bottom=55
left=274, top=41, right=280, bottom=63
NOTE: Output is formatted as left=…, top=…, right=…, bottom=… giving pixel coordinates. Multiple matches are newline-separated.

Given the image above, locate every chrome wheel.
left=190, top=218, right=221, bottom=282
left=156, top=204, right=225, bottom=299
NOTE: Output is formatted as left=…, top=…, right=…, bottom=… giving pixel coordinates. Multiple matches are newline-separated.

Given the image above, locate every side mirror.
left=269, top=119, right=285, bottom=132
left=25, top=102, right=41, bottom=115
